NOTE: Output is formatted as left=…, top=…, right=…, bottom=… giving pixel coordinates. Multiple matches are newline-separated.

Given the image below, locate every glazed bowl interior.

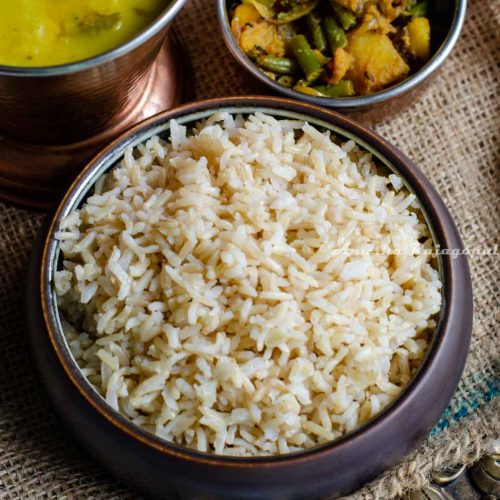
left=40, top=97, right=455, bottom=464
left=217, top=0, right=467, bottom=110
left=0, top=0, right=186, bottom=76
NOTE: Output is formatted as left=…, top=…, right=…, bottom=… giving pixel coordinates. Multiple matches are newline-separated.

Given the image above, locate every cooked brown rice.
left=54, top=112, right=442, bottom=456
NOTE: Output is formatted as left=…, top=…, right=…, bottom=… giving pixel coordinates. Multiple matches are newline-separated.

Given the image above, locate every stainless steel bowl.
left=0, top=0, right=186, bottom=145
left=216, top=0, right=467, bottom=111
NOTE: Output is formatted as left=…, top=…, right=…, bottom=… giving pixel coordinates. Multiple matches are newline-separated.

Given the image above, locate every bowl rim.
left=216, top=0, right=467, bottom=109
left=0, top=0, right=186, bottom=77
left=40, top=95, right=471, bottom=468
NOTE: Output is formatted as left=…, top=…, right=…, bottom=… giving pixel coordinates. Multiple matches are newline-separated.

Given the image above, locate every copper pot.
left=0, top=0, right=186, bottom=146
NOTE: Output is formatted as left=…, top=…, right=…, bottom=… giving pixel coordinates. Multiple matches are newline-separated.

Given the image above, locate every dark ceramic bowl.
left=217, top=0, right=467, bottom=112
left=28, top=96, right=473, bottom=499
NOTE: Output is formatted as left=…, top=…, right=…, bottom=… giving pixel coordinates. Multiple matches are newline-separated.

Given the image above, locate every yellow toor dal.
left=0, top=0, right=167, bottom=67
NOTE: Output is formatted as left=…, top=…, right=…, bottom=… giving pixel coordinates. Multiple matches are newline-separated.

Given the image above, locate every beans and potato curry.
left=230, top=0, right=431, bottom=97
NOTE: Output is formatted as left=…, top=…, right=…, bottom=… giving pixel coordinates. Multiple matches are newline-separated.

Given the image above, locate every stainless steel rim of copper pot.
left=0, top=0, right=187, bottom=77
left=216, top=0, right=467, bottom=109
left=39, top=97, right=472, bottom=472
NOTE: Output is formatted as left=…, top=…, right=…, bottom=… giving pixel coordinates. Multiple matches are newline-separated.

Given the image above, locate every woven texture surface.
left=0, top=0, right=498, bottom=498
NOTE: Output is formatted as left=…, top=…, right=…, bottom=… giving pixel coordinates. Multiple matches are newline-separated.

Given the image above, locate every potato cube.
left=346, top=32, right=410, bottom=94
left=406, top=17, right=431, bottom=61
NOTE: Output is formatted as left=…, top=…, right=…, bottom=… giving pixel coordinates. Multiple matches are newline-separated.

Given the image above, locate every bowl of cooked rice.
left=29, top=96, right=472, bottom=499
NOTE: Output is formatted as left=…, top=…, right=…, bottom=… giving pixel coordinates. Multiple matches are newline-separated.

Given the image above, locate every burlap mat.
left=0, top=0, right=498, bottom=498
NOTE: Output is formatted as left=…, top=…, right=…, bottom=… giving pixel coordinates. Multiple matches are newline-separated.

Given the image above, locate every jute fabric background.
left=0, top=0, right=498, bottom=498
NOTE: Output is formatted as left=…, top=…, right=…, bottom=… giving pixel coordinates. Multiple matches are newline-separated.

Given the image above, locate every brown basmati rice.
left=54, top=112, right=442, bottom=456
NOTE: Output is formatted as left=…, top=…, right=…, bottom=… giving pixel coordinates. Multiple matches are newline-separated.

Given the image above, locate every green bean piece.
left=257, top=56, right=300, bottom=75
left=306, top=12, right=327, bottom=52
left=409, top=0, right=429, bottom=17
left=312, top=81, right=355, bottom=97
left=329, top=1, right=356, bottom=31
left=277, top=75, right=295, bottom=88
left=323, top=17, right=347, bottom=52
left=290, top=35, right=323, bottom=83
